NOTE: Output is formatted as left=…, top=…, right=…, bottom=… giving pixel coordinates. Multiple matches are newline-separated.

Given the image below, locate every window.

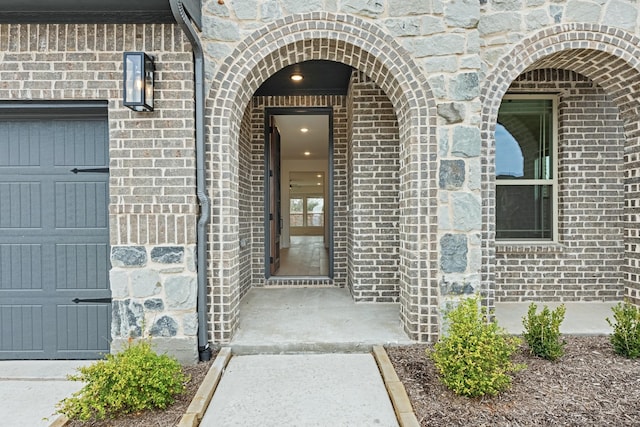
left=495, top=95, right=557, bottom=241
left=290, top=196, right=324, bottom=228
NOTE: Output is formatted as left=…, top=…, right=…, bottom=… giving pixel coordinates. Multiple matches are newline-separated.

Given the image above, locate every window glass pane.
left=306, top=197, right=324, bottom=227
left=496, top=185, right=552, bottom=240
left=290, top=198, right=303, bottom=227
left=496, top=99, right=553, bottom=180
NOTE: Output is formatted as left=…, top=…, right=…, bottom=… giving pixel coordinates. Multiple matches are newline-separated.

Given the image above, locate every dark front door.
left=268, top=118, right=281, bottom=275
left=0, top=105, right=111, bottom=359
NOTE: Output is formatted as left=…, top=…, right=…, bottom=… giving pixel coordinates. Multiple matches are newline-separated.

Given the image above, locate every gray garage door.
left=0, top=103, right=111, bottom=359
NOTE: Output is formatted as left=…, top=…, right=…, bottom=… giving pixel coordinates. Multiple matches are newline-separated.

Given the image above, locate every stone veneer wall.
left=0, top=24, right=198, bottom=362
left=495, top=69, right=625, bottom=301
left=346, top=70, right=401, bottom=302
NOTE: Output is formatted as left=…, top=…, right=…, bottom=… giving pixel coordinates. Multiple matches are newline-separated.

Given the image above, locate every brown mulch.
left=65, top=353, right=216, bottom=427
left=387, top=336, right=640, bottom=426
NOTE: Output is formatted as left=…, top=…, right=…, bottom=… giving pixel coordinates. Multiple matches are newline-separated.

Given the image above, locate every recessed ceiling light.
left=304, top=151, right=311, bottom=156
left=290, top=73, right=303, bottom=82
left=300, top=127, right=309, bottom=133
left=316, top=174, right=322, bottom=178
left=317, top=182, right=321, bottom=186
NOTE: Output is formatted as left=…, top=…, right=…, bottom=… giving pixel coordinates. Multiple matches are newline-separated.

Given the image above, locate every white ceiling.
left=274, top=115, right=329, bottom=160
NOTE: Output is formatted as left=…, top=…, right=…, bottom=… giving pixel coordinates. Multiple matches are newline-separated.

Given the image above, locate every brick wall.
left=495, top=69, right=625, bottom=302
left=0, top=23, right=198, bottom=362
left=0, top=25, right=195, bottom=242
left=238, top=104, right=253, bottom=299
left=347, top=71, right=400, bottom=302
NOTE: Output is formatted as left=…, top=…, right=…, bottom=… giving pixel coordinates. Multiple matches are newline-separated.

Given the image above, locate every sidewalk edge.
left=372, top=345, right=420, bottom=427
left=178, top=347, right=232, bottom=427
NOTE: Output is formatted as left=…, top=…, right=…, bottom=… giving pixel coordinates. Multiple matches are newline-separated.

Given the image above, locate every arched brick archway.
left=205, top=13, right=438, bottom=343
left=481, top=24, right=640, bottom=307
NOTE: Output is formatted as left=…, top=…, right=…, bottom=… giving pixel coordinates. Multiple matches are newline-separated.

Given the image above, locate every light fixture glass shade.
left=123, top=52, right=155, bottom=112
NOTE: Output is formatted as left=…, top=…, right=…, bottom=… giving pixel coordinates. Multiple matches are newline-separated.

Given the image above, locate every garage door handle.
left=72, top=298, right=112, bottom=304
left=70, top=168, right=110, bottom=174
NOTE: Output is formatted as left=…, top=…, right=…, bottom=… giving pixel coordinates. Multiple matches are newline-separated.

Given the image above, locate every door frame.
left=263, top=107, right=334, bottom=278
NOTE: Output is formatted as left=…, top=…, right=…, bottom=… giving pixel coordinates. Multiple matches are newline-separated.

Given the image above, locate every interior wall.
left=281, top=159, right=329, bottom=248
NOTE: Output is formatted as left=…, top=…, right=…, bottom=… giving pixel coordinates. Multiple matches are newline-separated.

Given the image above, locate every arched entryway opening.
left=481, top=24, right=640, bottom=309
left=205, top=13, right=437, bottom=344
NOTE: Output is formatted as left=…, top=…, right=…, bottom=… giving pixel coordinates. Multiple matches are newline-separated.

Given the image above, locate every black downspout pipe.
left=169, top=0, right=211, bottom=362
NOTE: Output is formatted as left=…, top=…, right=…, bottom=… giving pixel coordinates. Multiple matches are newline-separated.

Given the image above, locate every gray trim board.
left=0, top=0, right=203, bottom=24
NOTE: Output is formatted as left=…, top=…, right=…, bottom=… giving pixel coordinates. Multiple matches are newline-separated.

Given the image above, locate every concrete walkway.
left=0, top=291, right=621, bottom=426
left=200, top=353, right=399, bottom=427
left=0, top=361, right=90, bottom=427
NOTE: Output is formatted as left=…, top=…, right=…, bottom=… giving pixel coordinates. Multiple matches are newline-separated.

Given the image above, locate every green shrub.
left=428, top=296, right=524, bottom=397
left=522, top=303, right=566, bottom=361
left=606, top=302, right=640, bottom=359
left=56, top=339, right=188, bottom=421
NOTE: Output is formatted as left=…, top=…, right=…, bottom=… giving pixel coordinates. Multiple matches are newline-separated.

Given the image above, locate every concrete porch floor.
left=229, top=287, right=413, bottom=353
left=229, top=288, right=618, bottom=353
left=495, top=301, right=617, bottom=336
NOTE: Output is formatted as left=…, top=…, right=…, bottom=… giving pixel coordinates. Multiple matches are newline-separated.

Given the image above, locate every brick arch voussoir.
left=482, top=24, right=640, bottom=139
left=207, top=13, right=436, bottom=140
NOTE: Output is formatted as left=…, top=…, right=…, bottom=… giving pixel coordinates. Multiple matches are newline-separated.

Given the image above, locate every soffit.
left=0, top=0, right=195, bottom=24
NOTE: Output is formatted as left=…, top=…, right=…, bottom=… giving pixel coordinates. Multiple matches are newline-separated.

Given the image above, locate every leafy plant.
left=522, top=303, right=566, bottom=361
left=606, top=302, right=640, bottom=359
left=56, top=339, right=188, bottom=421
left=428, top=296, right=524, bottom=397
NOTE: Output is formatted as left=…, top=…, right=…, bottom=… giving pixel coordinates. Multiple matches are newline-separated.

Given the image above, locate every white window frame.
left=496, top=94, right=558, bottom=243
left=290, top=194, right=325, bottom=229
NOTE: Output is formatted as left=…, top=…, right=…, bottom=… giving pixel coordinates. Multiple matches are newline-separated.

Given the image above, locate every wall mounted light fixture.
left=123, top=52, right=155, bottom=112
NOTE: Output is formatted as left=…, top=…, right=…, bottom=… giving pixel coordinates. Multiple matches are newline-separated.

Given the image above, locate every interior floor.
left=275, top=235, right=329, bottom=276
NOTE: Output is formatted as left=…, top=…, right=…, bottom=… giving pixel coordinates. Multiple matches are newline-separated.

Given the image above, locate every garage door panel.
left=0, top=107, right=110, bottom=359
left=55, top=244, right=110, bottom=290
left=57, top=304, right=110, bottom=352
left=0, top=244, right=43, bottom=290
left=0, top=182, right=42, bottom=228
left=55, top=181, right=109, bottom=229
left=0, top=122, right=41, bottom=167
left=0, top=305, right=44, bottom=353
left=53, top=121, right=108, bottom=167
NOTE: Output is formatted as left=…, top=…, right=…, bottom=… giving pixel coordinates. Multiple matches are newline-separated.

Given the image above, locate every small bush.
left=606, top=302, right=640, bottom=359
left=56, top=339, right=188, bottom=421
left=522, top=303, right=566, bottom=361
left=428, top=296, right=524, bottom=397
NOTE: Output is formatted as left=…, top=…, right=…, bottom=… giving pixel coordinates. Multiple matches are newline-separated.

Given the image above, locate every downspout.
left=169, top=0, right=212, bottom=362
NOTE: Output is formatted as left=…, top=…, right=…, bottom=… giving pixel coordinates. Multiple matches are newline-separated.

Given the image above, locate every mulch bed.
left=65, top=353, right=216, bottom=427
left=386, top=336, right=640, bottom=426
